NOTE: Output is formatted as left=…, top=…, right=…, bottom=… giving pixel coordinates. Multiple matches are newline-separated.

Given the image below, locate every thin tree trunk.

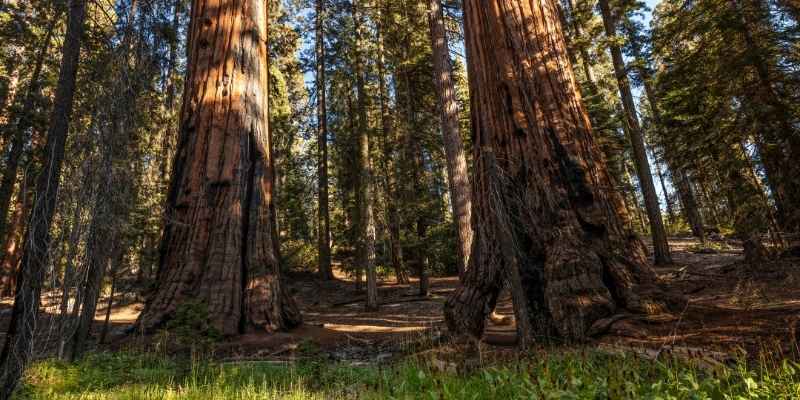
left=735, top=0, right=800, bottom=233
left=99, top=251, right=123, bottom=345
left=343, top=92, right=361, bottom=289
left=69, top=203, right=111, bottom=360
left=598, top=0, right=672, bottom=265
left=653, top=157, right=675, bottom=225
left=57, top=196, right=85, bottom=360
left=696, top=173, right=722, bottom=228
left=352, top=0, right=378, bottom=311
left=445, top=0, right=680, bottom=342
left=0, top=173, right=30, bottom=297
left=137, top=0, right=301, bottom=335
left=70, top=0, right=141, bottom=360
left=622, top=17, right=705, bottom=240
left=0, top=15, right=58, bottom=257
left=673, top=170, right=705, bottom=239
left=165, top=0, right=181, bottom=111
left=160, top=0, right=182, bottom=182
left=624, top=162, right=648, bottom=233
left=397, top=34, right=430, bottom=297
left=0, top=0, right=87, bottom=397
left=316, top=0, right=333, bottom=281
left=426, top=0, right=473, bottom=278
left=376, top=16, right=407, bottom=284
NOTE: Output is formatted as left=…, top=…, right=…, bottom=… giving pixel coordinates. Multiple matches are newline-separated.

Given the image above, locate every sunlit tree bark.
left=137, top=0, right=301, bottom=335
left=445, top=0, right=679, bottom=343
left=426, top=0, right=473, bottom=278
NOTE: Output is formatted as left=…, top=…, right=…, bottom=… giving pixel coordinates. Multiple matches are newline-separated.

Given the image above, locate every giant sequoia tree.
left=444, top=0, right=678, bottom=342
left=137, top=0, right=301, bottom=335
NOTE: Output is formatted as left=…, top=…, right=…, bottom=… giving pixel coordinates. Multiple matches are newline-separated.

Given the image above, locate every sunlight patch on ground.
left=322, top=323, right=429, bottom=333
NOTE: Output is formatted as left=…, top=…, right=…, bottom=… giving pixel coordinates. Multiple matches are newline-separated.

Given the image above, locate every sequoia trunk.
left=445, top=0, right=678, bottom=342
left=137, top=0, right=300, bottom=335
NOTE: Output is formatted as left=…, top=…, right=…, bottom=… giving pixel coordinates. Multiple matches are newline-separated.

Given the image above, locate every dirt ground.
left=2, top=238, right=799, bottom=364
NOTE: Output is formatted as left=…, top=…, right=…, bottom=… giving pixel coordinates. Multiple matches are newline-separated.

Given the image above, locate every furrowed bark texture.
left=137, top=0, right=300, bottom=336
left=426, top=0, right=473, bottom=278
left=598, top=0, right=672, bottom=265
left=444, top=0, right=676, bottom=342
left=0, top=0, right=86, bottom=397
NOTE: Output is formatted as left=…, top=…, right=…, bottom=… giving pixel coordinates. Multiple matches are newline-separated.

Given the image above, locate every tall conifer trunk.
left=426, top=0, right=473, bottom=278
left=673, top=170, right=705, bottom=239
left=316, top=0, right=333, bottom=280
left=735, top=0, right=800, bottom=233
left=376, top=8, right=407, bottom=284
left=351, top=0, right=378, bottom=310
left=137, top=0, right=300, bottom=335
left=0, top=15, right=58, bottom=258
left=598, top=0, right=672, bottom=265
left=0, top=0, right=87, bottom=397
left=622, top=18, right=706, bottom=240
left=445, top=0, right=679, bottom=343
left=69, top=0, right=141, bottom=360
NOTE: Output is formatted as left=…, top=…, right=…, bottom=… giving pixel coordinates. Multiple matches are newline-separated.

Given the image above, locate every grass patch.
left=15, top=349, right=800, bottom=399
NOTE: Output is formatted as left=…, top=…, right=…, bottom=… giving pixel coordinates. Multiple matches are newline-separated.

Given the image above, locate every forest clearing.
left=1, top=0, right=800, bottom=398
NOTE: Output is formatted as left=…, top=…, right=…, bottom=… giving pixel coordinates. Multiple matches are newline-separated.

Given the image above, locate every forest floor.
left=1, top=237, right=799, bottom=365
left=217, top=237, right=800, bottom=365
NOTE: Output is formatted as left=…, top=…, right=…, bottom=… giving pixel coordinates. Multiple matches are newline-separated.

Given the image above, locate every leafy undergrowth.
left=15, top=349, right=800, bottom=399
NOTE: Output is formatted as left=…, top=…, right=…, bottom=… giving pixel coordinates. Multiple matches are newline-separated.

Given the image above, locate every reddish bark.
left=445, top=0, right=679, bottom=342
left=0, top=178, right=30, bottom=297
left=137, top=0, right=300, bottom=336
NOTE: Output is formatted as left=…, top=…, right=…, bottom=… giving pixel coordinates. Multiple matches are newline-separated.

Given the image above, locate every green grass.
left=15, top=349, right=800, bottom=399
